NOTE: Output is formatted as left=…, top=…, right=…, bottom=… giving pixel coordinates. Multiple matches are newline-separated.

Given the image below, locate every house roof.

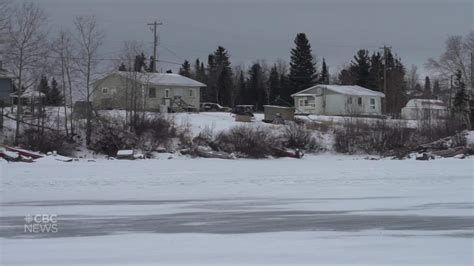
left=10, top=88, right=46, bottom=98
left=404, top=99, right=447, bottom=110
left=292, top=85, right=385, bottom=97
left=0, top=68, right=15, bottom=79
left=113, top=71, right=206, bottom=87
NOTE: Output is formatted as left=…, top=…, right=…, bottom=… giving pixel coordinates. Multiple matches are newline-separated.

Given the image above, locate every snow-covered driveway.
left=0, top=155, right=473, bottom=265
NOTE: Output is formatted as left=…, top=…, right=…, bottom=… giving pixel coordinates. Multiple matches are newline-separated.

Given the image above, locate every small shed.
left=0, top=67, right=14, bottom=104
left=401, top=99, right=448, bottom=120
left=263, top=105, right=295, bottom=122
left=73, top=101, right=93, bottom=119
left=10, top=88, right=46, bottom=115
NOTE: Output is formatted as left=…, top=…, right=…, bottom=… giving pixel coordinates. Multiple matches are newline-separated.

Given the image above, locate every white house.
left=291, top=85, right=385, bottom=116
left=93, top=71, right=206, bottom=112
left=401, top=99, right=448, bottom=120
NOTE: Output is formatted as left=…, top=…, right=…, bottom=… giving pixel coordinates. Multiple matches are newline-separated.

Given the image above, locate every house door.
left=164, top=98, right=171, bottom=107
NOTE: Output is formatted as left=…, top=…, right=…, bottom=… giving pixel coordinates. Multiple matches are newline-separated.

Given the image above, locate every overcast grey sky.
left=37, top=0, right=473, bottom=74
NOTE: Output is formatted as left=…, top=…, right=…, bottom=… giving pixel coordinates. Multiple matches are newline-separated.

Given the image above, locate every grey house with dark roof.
left=0, top=62, right=14, bottom=105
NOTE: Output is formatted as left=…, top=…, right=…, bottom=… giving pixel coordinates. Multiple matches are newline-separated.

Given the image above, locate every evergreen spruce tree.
left=49, top=78, right=63, bottom=106
left=213, top=46, right=233, bottom=106
left=368, top=52, right=383, bottom=91
left=148, top=56, right=155, bottom=72
left=318, top=58, right=329, bottom=84
left=268, top=65, right=280, bottom=103
left=179, top=60, right=192, bottom=77
left=133, top=53, right=147, bottom=72
left=235, top=70, right=246, bottom=105
left=433, top=80, right=441, bottom=98
left=247, top=63, right=267, bottom=110
left=200, top=62, right=206, bottom=82
left=384, top=49, right=408, bottom=113
left=206, top=54, right=218, bottom=102
left=192, top=58, right=207, bottom=83
left=452, top=70, right=471, bottom=128
left=350, top=49, right=371, bottom=87
left=424, top=76, right=432, bottom=98
left=279, top=73, right=290, bottom=105
left=289, top=33, right=317, bottom=103
left=338, top=68, right=355, bottom=85
left=453, top=70, right=468, bottom=112
left=194, top=59, right=201, bottom=80
left=38, top=75, right=50, bottom=104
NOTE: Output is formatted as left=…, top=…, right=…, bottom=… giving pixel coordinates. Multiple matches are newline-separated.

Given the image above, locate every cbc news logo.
left=24, top=214, right=58, bottom=233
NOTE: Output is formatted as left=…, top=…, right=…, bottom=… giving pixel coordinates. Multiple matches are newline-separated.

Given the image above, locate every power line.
left=161, top=44, right=186, bottom=61
left=39, top=55, right=182, bottom=65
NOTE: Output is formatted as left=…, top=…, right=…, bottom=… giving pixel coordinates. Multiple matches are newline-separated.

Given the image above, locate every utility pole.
left=449, top=75, right=454, bottom=110
left=471, top=52, right=473, bottom=90
left=147, top=19, right=163, bottom=73
left=380, top=45, right=391, bottom=114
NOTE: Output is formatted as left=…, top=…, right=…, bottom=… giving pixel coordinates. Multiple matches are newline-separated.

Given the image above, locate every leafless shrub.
left=215, top=125, right=279, bottom=158
left=334, top=119, right=413, bottom=154
left=177, top=119, right=193, bottom=148
left=89, top=119, right=136, bottom=156
left=20, top=128, right=75, bottom=155
left=193, top=126, right=215, bottom=146
left=133, top=115, right=177, bottom=150
left=305, top=121, right=332, bottom=133
left=417, top=118, right=464, bottom=143
left=89, top=115, right=184, bottom=156
left=281, top=122, right=320, bottom=151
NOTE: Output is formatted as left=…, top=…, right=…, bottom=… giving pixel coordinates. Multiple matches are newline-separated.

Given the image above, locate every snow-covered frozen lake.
left=0, top=155, right=473, bottom=265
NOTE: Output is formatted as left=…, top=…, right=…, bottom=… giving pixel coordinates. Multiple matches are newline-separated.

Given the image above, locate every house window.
left=102, top=87, right=109, bottom=94
left=149, top=88, right=156, bottom=98
left=370, top=98, right=376, bottom=110
left=165, top=89, right=170, bottom=98
left=299, top=99, right=305, bottom=107
left=347, top=97, right=353, bottom=104
left=358, top=97, right=362, bottom=105
left=189, top=89, right=194, bottom=97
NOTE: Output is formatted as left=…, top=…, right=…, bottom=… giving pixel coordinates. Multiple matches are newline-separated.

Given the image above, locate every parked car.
left=232, top=105, right=255, bottom=115
left=200, top=102, right=231, bottom=112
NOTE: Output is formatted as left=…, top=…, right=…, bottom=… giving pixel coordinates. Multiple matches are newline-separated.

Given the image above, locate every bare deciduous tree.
left=426, top=31, right=473, bottom=88
left=5, top=2, right=49, bottom=144
left=116, top=41, right=147, bottom=126
left=0, top=0, right=10, bottom=37
left=74, top=15, right=105, bottom=145
left=406, top=64, right=420, bottom=96
left=275, top=58, right=289, bottom=76
left=52, top=29, right=76, bottom=136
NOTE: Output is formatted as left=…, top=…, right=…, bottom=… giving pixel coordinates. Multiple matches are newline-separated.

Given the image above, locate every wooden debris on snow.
left=181, top=147, right=236, bottom=160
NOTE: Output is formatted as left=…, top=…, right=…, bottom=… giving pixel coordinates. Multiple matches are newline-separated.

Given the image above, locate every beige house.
left=291, top=85, right=385, bottom=116
left=93, top=71, right=206, bottom=112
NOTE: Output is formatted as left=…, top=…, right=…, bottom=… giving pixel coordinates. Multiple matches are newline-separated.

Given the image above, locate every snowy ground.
left=0, top=155, right=473, bottom=265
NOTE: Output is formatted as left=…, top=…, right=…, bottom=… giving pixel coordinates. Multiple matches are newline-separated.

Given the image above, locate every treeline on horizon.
left=119, top=31, right=473, bottom=114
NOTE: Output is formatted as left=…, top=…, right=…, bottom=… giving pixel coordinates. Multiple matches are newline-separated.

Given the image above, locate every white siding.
left=293, top=93, right=382, bottom=116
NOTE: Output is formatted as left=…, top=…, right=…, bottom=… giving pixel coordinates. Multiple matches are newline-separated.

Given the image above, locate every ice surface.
left=0, top=155, right=473, bottom=265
